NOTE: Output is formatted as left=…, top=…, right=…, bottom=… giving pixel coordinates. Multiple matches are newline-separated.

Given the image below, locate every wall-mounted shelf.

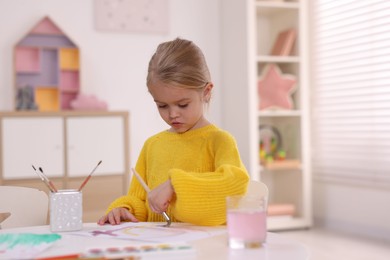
left=262, top=159, right=301, bottom=171
left=14, top=16, right=80, bottom=111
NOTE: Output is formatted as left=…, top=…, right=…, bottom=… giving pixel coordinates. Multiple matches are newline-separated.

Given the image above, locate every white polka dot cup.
left=50, top=189, right=82, bottom=232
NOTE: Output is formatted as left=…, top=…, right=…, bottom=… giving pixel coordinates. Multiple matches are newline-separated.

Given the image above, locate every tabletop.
left=0, top=222, right=309, bottom=260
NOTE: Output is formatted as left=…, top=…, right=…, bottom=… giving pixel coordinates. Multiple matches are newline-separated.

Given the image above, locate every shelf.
left=14, top=17, right=80, bottom=111
left=60, top=48, right=79, bottom=70
left=220, top=0, right=310, bottom=231
left=261, top=159, right=301, bottom=171
left=60, top=71, right=79, bottom=90
left=256, top=0, right=310, bottom=231
left=15, top=47, right=40, bottom=73
left=18, top=34, right=77, bottom=48
left=256, top=1, right=299, bottom=13
left=35, top=87, right=60, bottom=111
left=256, top=1, right=300, bottom=57
left=267, top=217, right=309, bottom=231
left=268, top=203, right=296, bottom=216
left=257, top=55, right=300, bottom=63
left=258, top=110, right=301, bottom=117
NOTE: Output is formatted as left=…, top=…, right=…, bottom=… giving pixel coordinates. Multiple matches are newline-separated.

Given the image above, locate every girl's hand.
left=97, top=207, right=139, bottom=225
left=148, top=180, right=174, bottom=213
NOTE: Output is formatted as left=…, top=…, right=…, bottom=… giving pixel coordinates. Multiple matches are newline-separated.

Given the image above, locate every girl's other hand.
left=148, top=179, right=174, bottom=213
left=97, top=207, right=139, bottom=225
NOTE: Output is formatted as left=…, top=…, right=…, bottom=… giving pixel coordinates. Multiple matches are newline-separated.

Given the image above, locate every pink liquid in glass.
left=227, top=210, right=267, bottom=247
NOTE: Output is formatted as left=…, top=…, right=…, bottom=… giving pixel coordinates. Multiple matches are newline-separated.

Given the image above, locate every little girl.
left=98, top=38, right=249, bottom=226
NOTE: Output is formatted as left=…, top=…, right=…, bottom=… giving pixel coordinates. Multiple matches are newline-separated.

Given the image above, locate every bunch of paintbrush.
left=32, top=165, right=58, bottom=193
left=32, top=160, right=102, bottom=193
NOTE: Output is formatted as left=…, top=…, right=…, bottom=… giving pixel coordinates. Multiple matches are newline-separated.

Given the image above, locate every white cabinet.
left=0, top=112, right=128, bottom=180
left=0, top=111, right=130, bottom=222
left=2, top=117, right=64, bottom=179
left=221, top=0, right=311, bottom=230
left=66, top=117, right=125, bottom=177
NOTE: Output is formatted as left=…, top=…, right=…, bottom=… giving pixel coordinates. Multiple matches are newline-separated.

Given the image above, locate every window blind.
left=311, top=0, right=390, bottom=188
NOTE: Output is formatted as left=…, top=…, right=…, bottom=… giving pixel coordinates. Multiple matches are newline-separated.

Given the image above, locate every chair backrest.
left=246, top=180, right=269, bottom=198
left=0, top=185, right=49, bottom=229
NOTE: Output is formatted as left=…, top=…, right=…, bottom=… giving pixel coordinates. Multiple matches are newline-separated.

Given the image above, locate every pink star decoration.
left=258, top=64, right=297, bottom=110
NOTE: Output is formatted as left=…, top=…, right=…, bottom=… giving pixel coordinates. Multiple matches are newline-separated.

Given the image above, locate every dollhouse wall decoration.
left=14, top=16, right=80, bottom=111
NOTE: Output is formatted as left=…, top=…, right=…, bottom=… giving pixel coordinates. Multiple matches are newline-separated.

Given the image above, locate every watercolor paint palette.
left=81, top=243, right=196, bottom=259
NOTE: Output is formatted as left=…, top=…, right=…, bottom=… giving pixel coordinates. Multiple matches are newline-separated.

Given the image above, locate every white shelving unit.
left=221, top=0, right=311, bottom=231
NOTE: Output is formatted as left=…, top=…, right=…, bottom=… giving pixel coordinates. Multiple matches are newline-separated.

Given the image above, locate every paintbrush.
left=131, top=168, right=171, bottom=227
left=78, top=160, right=102, bottom=191
left=32, top=165, right=55, bottom=193
left=39, top=167, right=58, bottom=192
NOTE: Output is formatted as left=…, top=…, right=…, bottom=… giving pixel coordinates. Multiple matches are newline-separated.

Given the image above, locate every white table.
left=0, top=223, right=309, bottom=260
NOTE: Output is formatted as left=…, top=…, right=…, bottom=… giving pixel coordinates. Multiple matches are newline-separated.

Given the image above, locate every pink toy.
left=258, top=64, right=297, bottom=110
left=70, top=93, right=108, bottom=110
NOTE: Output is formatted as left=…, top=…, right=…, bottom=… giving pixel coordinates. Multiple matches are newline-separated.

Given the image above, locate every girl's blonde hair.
left=147, top=38, right=211, bottom=91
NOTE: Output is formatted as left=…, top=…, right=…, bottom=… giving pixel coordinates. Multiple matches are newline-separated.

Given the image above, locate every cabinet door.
left=2, top=117, right=64, bottom=179
left=66, top=116, right=125, bottom=177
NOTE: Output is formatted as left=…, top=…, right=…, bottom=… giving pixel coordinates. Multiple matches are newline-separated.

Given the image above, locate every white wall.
left=0, top=0, right=222, bottom=165
left=313, top=181, right=390, bottom=241
left=307, top=1, right=390, bottom=241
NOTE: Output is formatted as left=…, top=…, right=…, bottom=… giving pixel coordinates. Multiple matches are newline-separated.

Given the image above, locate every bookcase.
left=0, top=111, right=130, bottom=222
left=14, top=16, right=80, bottom=111
left=221, top=0, right=311, bottom=230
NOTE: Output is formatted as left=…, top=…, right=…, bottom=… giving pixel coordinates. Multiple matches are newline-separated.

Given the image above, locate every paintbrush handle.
left=78, top=160, right=102, bottom=191
left=131, top=168, right=151, bottom=192
left=39, top=167, right=59, bottom=193
left=78, top=175, right=91, bottom=191
left=131, top=168, right=171, bottom=225
left=48, top=180, right=58, bottom=192
left=33, top=165, right=55, bottom=193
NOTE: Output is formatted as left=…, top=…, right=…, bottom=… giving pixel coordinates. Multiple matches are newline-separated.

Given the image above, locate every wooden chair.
left=0, top=185, right=49, bottom=229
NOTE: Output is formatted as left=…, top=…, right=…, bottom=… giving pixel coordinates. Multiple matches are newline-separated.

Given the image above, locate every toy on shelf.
left=70, top=93, right=108, bottom=111
left=259, top=124, right=301, bottom=170
left=270, top=28, right=297, bottom=56
left=14, top=16, right=80, bottom=111
left=259, top=125, right=286, bottom=163
left=15, top=85, right=38, bottom=110
left=268, top=203, right=296, bottom=218
left=257, top=64, right=297, bottom=110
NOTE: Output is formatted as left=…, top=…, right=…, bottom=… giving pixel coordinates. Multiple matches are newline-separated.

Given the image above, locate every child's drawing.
left=0, top=233, right=61, bottom=260
left=71, top=222, right=226, bottom=243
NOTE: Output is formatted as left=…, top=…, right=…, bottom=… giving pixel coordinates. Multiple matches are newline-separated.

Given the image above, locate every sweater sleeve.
left=169, top=131, right=249, bottom=226
left=105, top=146, right=148, bottom=222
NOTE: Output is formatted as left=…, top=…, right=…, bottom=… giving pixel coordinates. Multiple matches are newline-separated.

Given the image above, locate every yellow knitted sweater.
left=106, top=124, right=249, bottom=226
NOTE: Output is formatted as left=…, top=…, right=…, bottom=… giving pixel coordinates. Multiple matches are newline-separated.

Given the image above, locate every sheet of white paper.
left=69, top=222, right=226, bottom=243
